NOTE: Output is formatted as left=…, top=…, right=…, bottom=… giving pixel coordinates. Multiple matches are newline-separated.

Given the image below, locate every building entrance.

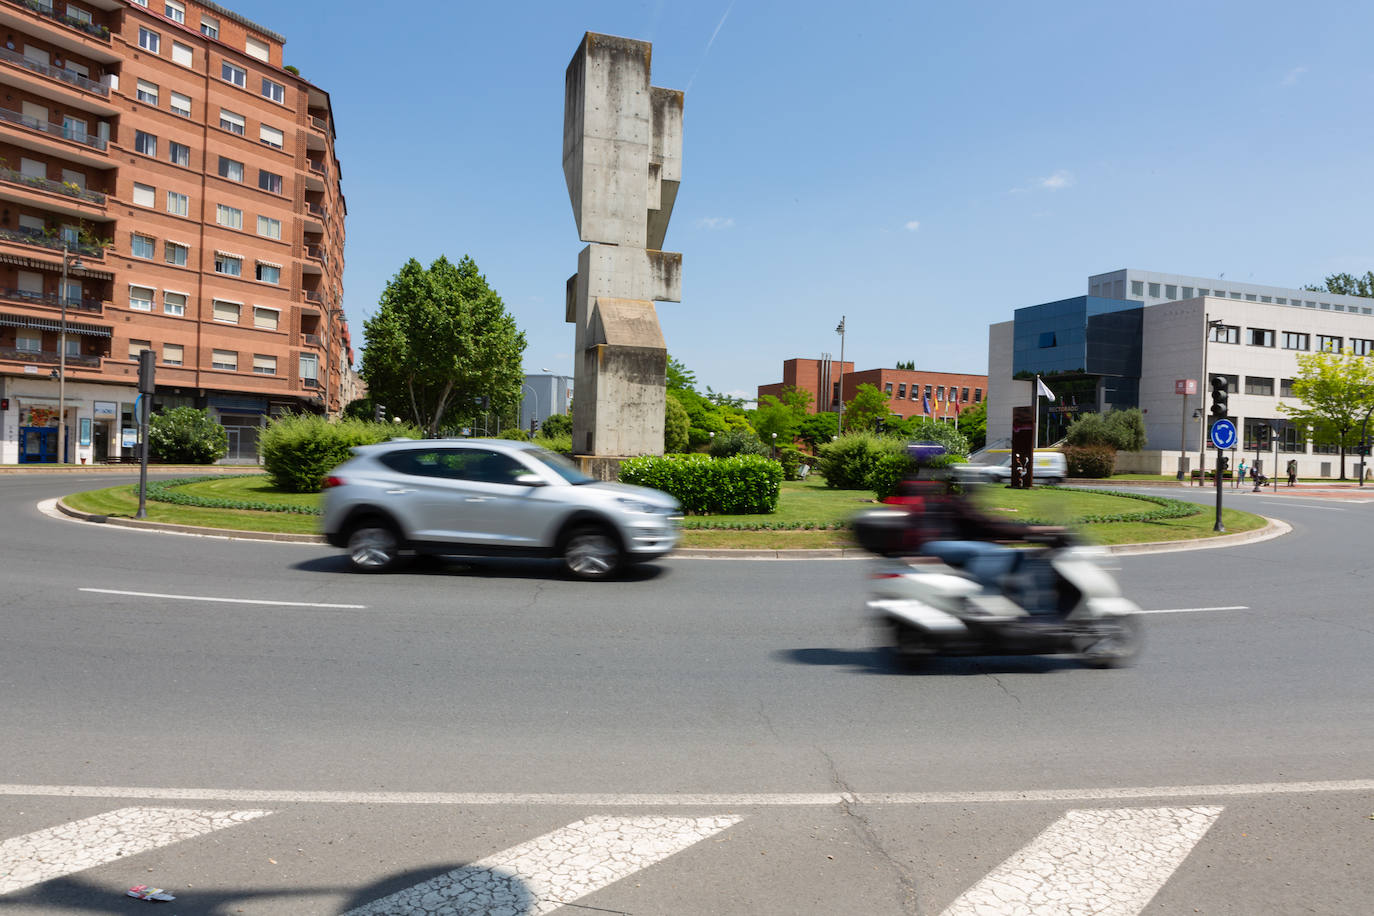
left=19, top=427, right=57, bottom=463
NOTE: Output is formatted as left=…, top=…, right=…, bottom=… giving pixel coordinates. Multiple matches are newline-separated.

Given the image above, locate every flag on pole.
left=922, top=394, right=931, bottom=415
left=1036, top=377, right=1055, bottom=400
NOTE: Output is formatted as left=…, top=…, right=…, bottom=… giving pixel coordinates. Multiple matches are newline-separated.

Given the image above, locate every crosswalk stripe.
left=0, top=806, right=272, bottom=895
left=940, top=805, right=1223, bottom=916
left=344, top=814, right=743, bottom=915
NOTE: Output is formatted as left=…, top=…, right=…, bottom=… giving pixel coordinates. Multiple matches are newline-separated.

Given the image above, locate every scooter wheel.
left=890, top=622, right=932, bottom=669
left=1079, top=616, right=1142, bottom=668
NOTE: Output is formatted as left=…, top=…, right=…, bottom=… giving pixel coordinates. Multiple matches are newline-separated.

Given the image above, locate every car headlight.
left=616, top=497, right=665, bottom=514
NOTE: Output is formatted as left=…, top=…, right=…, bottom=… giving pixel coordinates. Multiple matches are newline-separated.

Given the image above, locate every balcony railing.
left=305, top=244, right=327, bottom=264
left=301, top=377, right=320, bottom=389
left=0, top=225, right=104, bottom=255
left=308, top=159, right=325, bottom=175
left=0, top=105, right=107, bottom=150
left=308, top=115, right=328, bottom=132
left=0, top=345, right=102, bottom=367
left=0, top=286, right=103, bottom=313
left=304, top=289, right=323, bottom=304
left=302, top=333, right=322, bottom=347
left=3, top=0, right=112, bottom=40
left=306, top=201, right=327, bottom=220
left=0, top=166, right=106, bottom=204
left=0, top=45, right=110, bottom=97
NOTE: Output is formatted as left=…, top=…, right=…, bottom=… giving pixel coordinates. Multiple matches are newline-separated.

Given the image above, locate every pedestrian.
left=1236, top=458, right=1246, bottom=489
left=1287, top=459, right=1297, bottom=487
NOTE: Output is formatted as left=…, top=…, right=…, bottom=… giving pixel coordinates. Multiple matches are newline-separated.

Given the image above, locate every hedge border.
left=1021, top=486, right=1202, bottom=525
left=146, top=475, right=323, bottom=515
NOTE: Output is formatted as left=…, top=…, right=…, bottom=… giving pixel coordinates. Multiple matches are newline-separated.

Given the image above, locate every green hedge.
left=1064, top=444, right=1116, bottom=478
left=1022, top=487, right=1202, bottom=525
left=619, top=454, right=783, bottom=514
left=145, top=476, right=322, bottom=514
left=259, top=415, right=416, bottom=493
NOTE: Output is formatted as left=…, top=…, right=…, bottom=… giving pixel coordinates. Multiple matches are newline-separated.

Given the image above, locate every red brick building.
left=759, top=358, right=987, bottom=421
left=0, top=0, right=348, bottom=463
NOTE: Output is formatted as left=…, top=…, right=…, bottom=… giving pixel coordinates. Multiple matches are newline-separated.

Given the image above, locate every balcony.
left=0, top=345, right=101, bottom=367
left=308, top=159, right=325, bottom=176
left=306, top=201, right=327, bottom=221
left=2, top=0, right=113, bottom=41
left=301, top=377, right=320, bottom=389
left=0, top=286, right=103, bottom=314
left=0, top=105, right=107, bottom=150
left=0, top=166, right=105, bottom=204
left=304, top=289, right=324, bottom=305
left=0, top=225, right=104, bottom=256
left=302, top=333, right=322, bottom=347
left=305, top=244, right=327, bottom=265
left=308, top=115, right=328, bottom=133
left=0, top=45, right=110, bottom=97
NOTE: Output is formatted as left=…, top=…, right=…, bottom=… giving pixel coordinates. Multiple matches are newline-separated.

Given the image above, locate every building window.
left=1244, top=376, right=1274, bottom=396
left=974, top=388, right=982, bottom=403
left=245, top=36, right=270, bottom=62
left=259, top=124, right=284, bottom=149
left=200, top=15, right=218, bottom=38
left=961, top=387, right=970, bottom=401
left=214, top=253, right=242, bottom=276
left=166, top=191, right=189, bottom=216
left=884, top=382, right=893, bottom=395
left=15, top=331, right=41, bottom=352
left=1182, top=287, right=1193, bottom=298
left=136, top=80, right=159, bottom=105
left=1318, top=334, right=1343, bottom=353
left=163, top=291, right=186, bottom=316
left=1280, top=378, right=1294, bottom=398
left=164, top=0, right=184, bottom=21
left=1230, top=292, right=1242, bottom=299
left=128, top=339, right=151, bottom=360
left=253, top=306, right=279, bottom=329
left=1197, top=288, right=1210, bottom=297
left=162, top=342, right=183, bottom=366
left=216, top=204, right=243, bottom=230
left=168, top=141, right=190, bottom=167
left=1282, top=331, right=1310, bottom=351
left=132, top=183, right=155, bottom=207
left=134, top=130, right=157, bottom=157
left=1276, top=297, right=1287, bottom=305
left=130, top=234, right=155, bottom=259
left=1208, top=324, right=1239, bottom=344
left=1038, top=331, right=1057, bottom=347
left=138, top=27, right=160, bottom=52
left=299, top=353, right=318, bottom=382
left=255, top=263, right=280, bottom=284
left=171, top=42, right=192, bottom=67
left=67, top=5, right=92, bottom=24
left=212, top=349, right=237, bottom=371
left=252, top=354, right=276, bottom=375
left=1219, top=373, right=1239, bottom=394
left=1243, top=418, right=1277, bottom=450
left=129, top=286, right=154, bottom=311
left=1130, top=280, right=1143, bottom=297
left=924, top=385, right=932, bottom=399
left=212, top=300, right=240, bottom=323
left=897, top=383, right=906, bottom=399
left=218, top=157, right=244, bottom=182
left=1245, top=294, right=1257, bottom=301
left=1351, top=338, right=1374, bottom=357
left=257, top=215, right=281, bottom=239
left=170, top=91, right=191, bottom=118
left=1260, top=296, right=1272, bottom=303
left=936, top=386, right=945, bottom=401
left=1246, top=328, right=1274, bottom=347
left=262, top=78, right=285, bottom=104
left=221, top=61, right=247, bottom=87
left=1165, top=284, right=1177, bottom=299
left=1148, top=282, right=1160, bottom=297
left=164, top=241, right=188, bottom=266
left=258, top=169, right=283, bottom=194
left=219, top=109, right=245, bottom=135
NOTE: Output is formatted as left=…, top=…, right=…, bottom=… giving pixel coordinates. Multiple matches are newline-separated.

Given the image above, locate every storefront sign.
left=122, top=428, right=137, bottom=448
left=79, top=417, right=92, bottom=446
left=93, top=401, right=117, bottom=418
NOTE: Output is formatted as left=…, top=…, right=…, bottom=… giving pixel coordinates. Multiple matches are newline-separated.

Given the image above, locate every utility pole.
left=835, top=316, right=846, bottom=433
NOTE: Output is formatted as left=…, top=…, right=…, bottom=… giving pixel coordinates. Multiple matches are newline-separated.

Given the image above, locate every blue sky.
left=233, top=0, right=1374, bottom=400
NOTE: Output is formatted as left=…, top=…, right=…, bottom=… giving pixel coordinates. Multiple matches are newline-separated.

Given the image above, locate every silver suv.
left=321, top=439, right=681, bottom=579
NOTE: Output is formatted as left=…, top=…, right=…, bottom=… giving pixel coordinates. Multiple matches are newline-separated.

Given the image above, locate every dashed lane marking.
left=79, top=587, right=366, bottom=609
left=343, top=815, right=743, bottom=916
left=0, top=806, right=271, bottom=895
left=1136, top=605, right=1249, bottom=614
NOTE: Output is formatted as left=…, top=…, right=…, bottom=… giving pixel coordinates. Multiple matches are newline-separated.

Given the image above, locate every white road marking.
left=0, top=779, right=1370, bottom=807
left=79, top=587, right=366, bottom=609
left=0, top=806, right=271, bottom=895
left=1136, top=605, right=1249, bottom=615
left=940, top=805, right=1222, bottom=916
left=344, top=815, right=742, bottom=916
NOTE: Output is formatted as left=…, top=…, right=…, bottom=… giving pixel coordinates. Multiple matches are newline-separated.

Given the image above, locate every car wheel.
left=346, top=522, right=402, bottom=573
left=561, top=526, right=623, bottom=580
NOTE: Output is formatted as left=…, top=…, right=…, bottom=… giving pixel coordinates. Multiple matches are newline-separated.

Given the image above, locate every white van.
left=954, top=449, right=1067, bottom=486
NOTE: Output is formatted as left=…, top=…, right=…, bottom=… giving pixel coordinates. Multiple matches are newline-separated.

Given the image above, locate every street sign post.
left=1209, top=418, right=1236, bottom=532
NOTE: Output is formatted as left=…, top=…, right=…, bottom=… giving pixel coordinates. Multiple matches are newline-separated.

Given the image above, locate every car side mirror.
left=514, top=473, right=545, bottom=487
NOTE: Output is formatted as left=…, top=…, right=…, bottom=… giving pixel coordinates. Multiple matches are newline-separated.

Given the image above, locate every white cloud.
left=1039, top=169, right=1074, bottom=191
left=1282, top=66, right=1307, bottom=86
left=696, top=217, right=735, bottom=230
left=904, top=220, right=921, bottom=232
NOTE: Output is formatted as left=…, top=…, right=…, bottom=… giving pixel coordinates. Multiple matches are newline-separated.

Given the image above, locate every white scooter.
left=856, top=509, right=1143, bottom=668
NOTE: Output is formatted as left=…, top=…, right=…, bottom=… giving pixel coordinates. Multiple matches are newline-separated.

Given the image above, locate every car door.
left=402, top=447, right=553, bottom=548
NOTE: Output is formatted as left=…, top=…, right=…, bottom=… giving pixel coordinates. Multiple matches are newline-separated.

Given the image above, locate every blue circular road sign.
left=1210, top=418, right=1238, bottom=450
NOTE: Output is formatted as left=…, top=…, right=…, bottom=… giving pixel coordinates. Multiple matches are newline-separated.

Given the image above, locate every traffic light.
left=530, top=417, right=540, bottom=435
left=1209, top=375, right=1229, bottom=419
left=1256, top=426, right=1269, bottom=450
left=373, top=402, right=386, bottom=422
left=1218, top=455, right=1230, bottom=472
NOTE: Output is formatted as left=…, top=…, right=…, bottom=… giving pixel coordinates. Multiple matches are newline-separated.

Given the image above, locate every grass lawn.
left=61, top=474, right=1270, bottom=549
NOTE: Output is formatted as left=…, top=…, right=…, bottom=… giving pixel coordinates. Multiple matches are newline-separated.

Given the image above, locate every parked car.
left=321, top=439, right=682, bottom=579
left=953, top=450, right=1067, bottom=486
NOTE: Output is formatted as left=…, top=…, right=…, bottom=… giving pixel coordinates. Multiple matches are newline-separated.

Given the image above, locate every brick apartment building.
left=758, top=357, right=987, bottom=422
left=0, top=0, right=348, bottom=463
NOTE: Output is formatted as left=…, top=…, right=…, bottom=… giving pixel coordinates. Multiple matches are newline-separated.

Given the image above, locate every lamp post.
left=1361, top=405, right=1374, bottom=487
left=521, top=382, right=540, bottom=435
left=835, top=316, right=846, bottom=433
left=56, top=242, right=84, bottom=465
left=1197, top=314, right=1224, bottom=484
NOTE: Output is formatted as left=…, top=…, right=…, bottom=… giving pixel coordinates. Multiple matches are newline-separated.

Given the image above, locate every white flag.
left=1036, top=377, right=1055, bottom=401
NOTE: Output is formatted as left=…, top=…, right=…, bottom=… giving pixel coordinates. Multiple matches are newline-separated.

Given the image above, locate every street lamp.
left=56, top=242, right=83, bottom=465
left=835, top=316, right=846, bottom=432
left=521, top=382, right=540, bottom=434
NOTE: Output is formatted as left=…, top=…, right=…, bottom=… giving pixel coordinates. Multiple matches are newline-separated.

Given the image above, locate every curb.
left=54, top=499, right=326, bottom=543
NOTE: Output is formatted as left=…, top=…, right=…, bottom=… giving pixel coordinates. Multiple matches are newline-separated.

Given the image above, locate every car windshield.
left=525, top=447, right=597, bottom=485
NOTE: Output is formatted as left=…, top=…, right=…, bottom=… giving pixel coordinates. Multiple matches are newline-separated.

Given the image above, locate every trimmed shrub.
left=665, top=393, right=690, bottom=453
left=1064, top=444, right=1116, bottom=478
left=540, top=412, right=572, bottom=438
left=147, top=406, right=228, bottom=464
left=619, top=454, right=783, bottom=514
left=1104, top=408, right=1147, bottom=451
left=533, top=433, right=573, bottom=456
left=776, top=445, right=804, bottom=481
left=708, top=429, right=768, bottom=458
left=814, top=431, right=894, bottom=489
left=259, top=415, right=415, bottom=493
left=497, top=428, right=530, bottom=441
left=868, top=451, right=963, bottom=500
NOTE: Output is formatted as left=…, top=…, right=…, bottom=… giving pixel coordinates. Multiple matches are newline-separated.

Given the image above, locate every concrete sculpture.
left=563, top=32, right=683, bottom=475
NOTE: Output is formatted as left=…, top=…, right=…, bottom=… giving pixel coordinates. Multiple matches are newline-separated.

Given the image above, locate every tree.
left=958, top=400, right=987, bottom=451
left=1104, top=407, right=1147, bottom=451
left=796, top=410, right=839, bottom=452
left=147, top=407, right=228, bottom=463
left=751, top=386, right=811, bottom=444
left=1278, top=348, right=1374, bottom=479
left=664, top=392, right=690, bottom=452
left=361, top=256, right=526, bottom=437
left=666, top=354, right=697, bottom=392
left=1305, top=272, right=1374, bottom=297
left=540, top=412, right=572, bottom=438
left=895, top=360, right=915, bottom=371
left=842, top=383, right=890, bottom=432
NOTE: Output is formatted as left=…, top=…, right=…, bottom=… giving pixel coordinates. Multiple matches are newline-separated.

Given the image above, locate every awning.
left=0, top=314, right=112, bottom=337
left=0, top=253, right=114, bottom=280
left=256, top=259, right=283, bottom=269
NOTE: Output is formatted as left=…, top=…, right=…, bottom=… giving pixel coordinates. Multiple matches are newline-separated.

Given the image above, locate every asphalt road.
left=1, top=474, right=1371, bottom=914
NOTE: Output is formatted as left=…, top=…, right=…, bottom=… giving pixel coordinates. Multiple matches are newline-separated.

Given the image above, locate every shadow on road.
left=293, top=553, right=670, bottom=583
left=778, top=646, right=1085, bottom=675
left=0, top=863, right=537, bottom=914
